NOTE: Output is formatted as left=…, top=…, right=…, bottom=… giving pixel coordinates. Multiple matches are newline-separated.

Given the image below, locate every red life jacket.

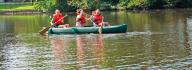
left=53, top=14, right=63, bottom=25
left=93, top=14, right=102, bottom=25
left=77, top=14, right=86, bottom=24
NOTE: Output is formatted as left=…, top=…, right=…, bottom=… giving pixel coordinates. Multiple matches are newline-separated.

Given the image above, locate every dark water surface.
left=1, top=9, right=192, bottom=69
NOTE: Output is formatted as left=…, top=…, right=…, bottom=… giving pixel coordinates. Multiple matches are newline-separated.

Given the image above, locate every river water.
left=1, top=9, right=192, bottom=70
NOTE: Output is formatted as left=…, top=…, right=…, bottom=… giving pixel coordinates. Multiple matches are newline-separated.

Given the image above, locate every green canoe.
left=48, top=24, right=127, bottom=34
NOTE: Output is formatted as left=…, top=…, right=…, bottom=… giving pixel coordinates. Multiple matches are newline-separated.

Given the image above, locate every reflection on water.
left=50, top=36, right=66, bottom=69
left=76, top=35, right=86, bottom=69
left=0, top=9, right=192, bottom=69
left=49, top=35, right=104, bottom=69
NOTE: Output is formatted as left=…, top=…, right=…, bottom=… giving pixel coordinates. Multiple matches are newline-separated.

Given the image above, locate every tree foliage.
left=34, top=0, right=192, bottom=12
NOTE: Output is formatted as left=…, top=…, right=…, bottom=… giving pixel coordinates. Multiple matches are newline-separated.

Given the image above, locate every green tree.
left=68, top=0, right=100, bottom=10
left=34, top=0, right=192, bottom=12
left=117, top=0, right=129, bottom=9
left=34, top=0, right=55, bottom=12
left=170, top=0, right=192, bottom=8
left=146, top=0, right=166, bottom=9
left=35, top=0, right=68, bottom=12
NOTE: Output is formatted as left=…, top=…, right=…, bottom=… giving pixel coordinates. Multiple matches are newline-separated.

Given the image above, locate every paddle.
left=85, top=13, right=102, bottom=34
left=98, top=17, right=104, bottom=34
left=79, top=12, right=105, bottom=34
left=88, top=16, right=101, bottom=33
left=39, top=15, right=68, bottom=35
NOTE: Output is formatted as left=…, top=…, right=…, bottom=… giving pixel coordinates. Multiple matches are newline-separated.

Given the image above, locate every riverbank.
left=1, top=8, right=192, bottom=15
left=0, top=2, right=42, bottom=14
left=1, top=0, right=192, bottom=14
left=0, top=2, right=34, bottom=10
left=0, top=2, right=192, bottom=15
left=0, top=10, right=41, bottom=15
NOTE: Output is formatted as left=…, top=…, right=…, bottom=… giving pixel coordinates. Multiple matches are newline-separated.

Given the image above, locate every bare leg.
left=76, top=22, right=85, bottom=27
left=98, top=26, right=102, bottom=34
left=103, top=22, right=110, bottom=26
left=58, top=24, right=69, bottom=28
left=76, top=22, right=82, bottom=27
left=65, top=24, right=70, bottom=27
left=58, top=25, right=64, bottom=28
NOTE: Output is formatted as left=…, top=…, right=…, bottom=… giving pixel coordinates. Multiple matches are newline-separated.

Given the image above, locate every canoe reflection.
left=92, top=35, right=103, bottom=64
left=50, top=35, right=104, bottom=69
left=76, top=35, right=86, bottom=70
left=50, top=37, right=67, bottom=69
left=76, top=35, right=103, bottom=69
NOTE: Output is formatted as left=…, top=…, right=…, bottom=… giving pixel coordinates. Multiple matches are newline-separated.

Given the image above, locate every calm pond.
left=1, top=9, right=192, bottom=69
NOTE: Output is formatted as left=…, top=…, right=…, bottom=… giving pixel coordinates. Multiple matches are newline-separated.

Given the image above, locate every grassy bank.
left=0, top=3, right=35, bottom=11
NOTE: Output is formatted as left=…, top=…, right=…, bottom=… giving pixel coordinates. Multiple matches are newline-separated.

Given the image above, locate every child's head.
left=76, top=9, right=82, bottom=15
left=95, top=9, right=101, bottom=15
left=79, top=9, right=84, bottom=14
left=55, top=9, right=61, bottom=14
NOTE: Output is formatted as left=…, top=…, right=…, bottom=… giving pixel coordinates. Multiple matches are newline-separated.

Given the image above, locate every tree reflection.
left=184, top=18, right=192, bottom=54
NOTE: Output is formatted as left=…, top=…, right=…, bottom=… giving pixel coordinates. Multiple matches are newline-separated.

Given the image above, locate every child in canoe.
left=51, top=9, right=69, bottom=28
left=91, top=9, right=110, bottom=27
left=76, top=9, right=87, bottom=27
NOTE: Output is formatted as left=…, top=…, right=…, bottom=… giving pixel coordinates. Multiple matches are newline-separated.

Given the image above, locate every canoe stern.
left=102, top=24, right=127, bottom=33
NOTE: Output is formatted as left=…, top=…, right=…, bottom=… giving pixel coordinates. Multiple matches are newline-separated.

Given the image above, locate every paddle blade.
left=39, top=26, right=50, bottom=35
left=98, top=27, right=102, bottom=34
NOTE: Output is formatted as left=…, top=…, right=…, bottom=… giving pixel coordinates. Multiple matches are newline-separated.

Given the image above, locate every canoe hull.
left=48, top=24, right=127, bottom=34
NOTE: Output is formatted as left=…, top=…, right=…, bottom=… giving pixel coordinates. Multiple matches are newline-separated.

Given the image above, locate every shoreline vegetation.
left=0, top=0, right=192, bottom=14
left=0, top=2, right=33, bottom=11
left=34, top=0, right=192, bottom=12
left=0, top=2, right=40, bottom=14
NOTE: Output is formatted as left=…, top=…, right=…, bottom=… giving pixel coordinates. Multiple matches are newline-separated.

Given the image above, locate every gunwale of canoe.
left=48, top=24, right=127, bottom=34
